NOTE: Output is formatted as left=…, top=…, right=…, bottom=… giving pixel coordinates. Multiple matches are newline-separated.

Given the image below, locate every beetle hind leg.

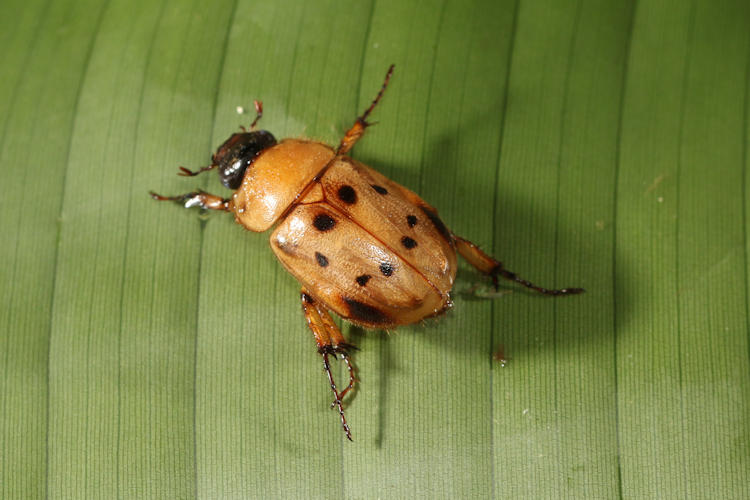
left=454, top=235, right=585, bottom=296
left=301, top=289, right=358, bottom=441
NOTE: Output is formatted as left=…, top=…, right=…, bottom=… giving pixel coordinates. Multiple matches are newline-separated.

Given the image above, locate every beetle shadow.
left=346, top=325, right=394, bottom=447
left=417, top=116, right=632, bottom=353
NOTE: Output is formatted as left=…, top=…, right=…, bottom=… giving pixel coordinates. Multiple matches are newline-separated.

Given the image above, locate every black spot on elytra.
left=379, top=262, right=394, bottom=276
left=343, top=297, right=390, bottom=325
left=315, top=252, right=329, bottom=267
left=401, top=236, right=417, bottom=249
left=406, top=215, right=418, bottom=227
left=313, top=213, right=336, bottom=231
left=371, top=184, right=388, bottom=195
left=337, top=185, right=357, bottom=204
left=355, top=274, right=371, bottom=286
left=419, top=205, right=453, bottom=244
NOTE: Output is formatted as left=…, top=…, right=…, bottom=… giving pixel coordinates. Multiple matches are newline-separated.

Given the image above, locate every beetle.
left=150, top=65, right=584, bottom=440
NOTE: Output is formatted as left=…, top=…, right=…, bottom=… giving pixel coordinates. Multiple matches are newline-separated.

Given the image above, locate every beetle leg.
left=149, top=190, right=230, bottom=211
left=454, top=235, right=585, bottom=296
left=301, top=289, right=357, bottom=441
left=316, top=308, right=358, bottom=402
left=336, top=64, right=395, bottom=155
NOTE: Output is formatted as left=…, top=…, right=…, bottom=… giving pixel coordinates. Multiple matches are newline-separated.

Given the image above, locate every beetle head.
left=212, top=130, right=277, bottom=189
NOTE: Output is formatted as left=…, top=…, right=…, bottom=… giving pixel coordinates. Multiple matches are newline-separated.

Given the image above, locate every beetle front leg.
left=454, top=235, right=585, bottom=296
left=149, top=190, right=230, bottom=211
left=301, top=289, right=358, bottom=441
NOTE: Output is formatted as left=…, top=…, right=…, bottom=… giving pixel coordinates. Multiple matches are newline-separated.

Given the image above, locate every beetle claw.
left=491, top=274, right=500, bottom=292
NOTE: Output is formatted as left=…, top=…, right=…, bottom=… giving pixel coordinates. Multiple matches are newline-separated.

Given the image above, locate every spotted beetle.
left=150, top=66, right=584, bottom=440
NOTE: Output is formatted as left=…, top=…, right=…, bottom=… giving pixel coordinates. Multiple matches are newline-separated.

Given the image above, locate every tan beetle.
left=150, top=66, right=584, bottom=440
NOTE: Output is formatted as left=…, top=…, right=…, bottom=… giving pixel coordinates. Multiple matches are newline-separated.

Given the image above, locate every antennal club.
left=249, top=100, right=264, bottom=130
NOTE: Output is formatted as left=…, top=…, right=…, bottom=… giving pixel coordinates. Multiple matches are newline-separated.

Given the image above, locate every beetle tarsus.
left=455, top=236, right=585, bottom=296
left=302, top=291, right=358, bottom=440
left=336, top=64, right=395, bottom=155
left=149, top=190, right=229, bottom=211
left=492, top=266, right=585, bottom=296
left=359, top=65, right=394, bottom=124
left=323, top=352, right=353, bottom=441
left=330, top=349, right=358, bottom=404
left=318, top=344, right=358, bottom=405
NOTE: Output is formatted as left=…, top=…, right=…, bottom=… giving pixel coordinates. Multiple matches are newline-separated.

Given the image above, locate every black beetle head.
left=212, top=130, right=277, bottom=189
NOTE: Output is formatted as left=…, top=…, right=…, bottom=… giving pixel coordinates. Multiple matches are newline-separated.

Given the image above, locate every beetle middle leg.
left=301, top=289, right=358, bottom=441
left=454, top=235, right=585, bottom=296
left=149, top=190, right=230, bottom=211
left=336, top=64, right=395, bottom=155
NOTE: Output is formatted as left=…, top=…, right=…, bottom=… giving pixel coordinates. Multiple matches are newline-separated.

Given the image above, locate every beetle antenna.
left=178, top=164, right=216, bottom=177
left=249, top=100, right=264, bottom=130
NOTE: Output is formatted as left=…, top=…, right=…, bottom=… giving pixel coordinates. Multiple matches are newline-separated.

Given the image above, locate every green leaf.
left=2, top=0, right=749, bottom=498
